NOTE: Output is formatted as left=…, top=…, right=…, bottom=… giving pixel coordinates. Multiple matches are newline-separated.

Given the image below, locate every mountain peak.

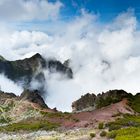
left=0, top=55, right=6, bottom=61
left=30, top=53, right=43, bottom=59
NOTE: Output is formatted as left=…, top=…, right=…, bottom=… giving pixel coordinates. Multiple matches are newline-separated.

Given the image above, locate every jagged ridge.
left=0, top=53, right=73, bottom=93
left=72, top=89, right=133, bottom=112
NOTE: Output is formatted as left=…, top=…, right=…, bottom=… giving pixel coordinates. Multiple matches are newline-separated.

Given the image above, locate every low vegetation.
left=107, top=127, right=140, bottom=140
left=90, top=132, right=96, bottom=138
left=0, top=120, right=60, bottom=132
left=107, top=114, right=140, bottom=131
left=98, top=122, right=104, bottom=129
left=107, top=114, right=140, bottom=139
left=128, top=94, right=140, bottom=113
left=100, top=130, right=107, bottom=137
left=0, top=115, right=11, bottom=124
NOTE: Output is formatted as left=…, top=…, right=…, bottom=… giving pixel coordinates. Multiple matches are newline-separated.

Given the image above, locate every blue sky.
left=8, top=0, right=140, bottom=31
left=0, top=0, right=140, bottom=31
left=56, top=0, right=140, bottom=21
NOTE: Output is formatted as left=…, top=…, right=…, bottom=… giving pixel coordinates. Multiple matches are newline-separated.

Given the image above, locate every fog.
left=0, top=74, right=23, bottom=95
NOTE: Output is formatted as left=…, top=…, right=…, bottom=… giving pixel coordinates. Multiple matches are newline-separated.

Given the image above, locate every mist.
left=0, top=74, right=23, bottom=95
left=1, top=9, right=140, bottom=111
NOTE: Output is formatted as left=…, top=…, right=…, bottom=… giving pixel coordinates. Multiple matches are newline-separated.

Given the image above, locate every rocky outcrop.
left=0, top=89, right=48, bottom=108
left=72, top=93, right=96, bottom=112
left=47, top=59, right=73, bottom=78
left=72, top=90, right=132, bottom=112
left=19, top=89, right=48, bottom=108
left=0, top=90, right=17, bottom=104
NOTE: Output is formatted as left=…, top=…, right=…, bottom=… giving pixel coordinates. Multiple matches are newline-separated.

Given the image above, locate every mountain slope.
left=72, top=90, right=132, bottom=112
left=0, top=89, right=140, bottom=140
left=0, top=53, right=73, bottom=93
left=0, top=89, right=136, bottom=127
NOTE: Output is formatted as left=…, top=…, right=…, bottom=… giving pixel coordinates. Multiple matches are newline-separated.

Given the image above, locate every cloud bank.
left=0, top=0, right=62, bottom=21
left=0, top=74, right=23, bottom=95
left=0, top=9, right=140, bottom=111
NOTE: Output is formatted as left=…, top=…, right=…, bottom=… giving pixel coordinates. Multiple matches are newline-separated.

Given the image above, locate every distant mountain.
left=0, top=53, right=73, bottom=94
left=72, top=90, right=133, bottom=112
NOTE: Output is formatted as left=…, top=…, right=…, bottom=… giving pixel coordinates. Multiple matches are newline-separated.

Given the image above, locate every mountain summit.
left=0, top=53, right=73, bottom=94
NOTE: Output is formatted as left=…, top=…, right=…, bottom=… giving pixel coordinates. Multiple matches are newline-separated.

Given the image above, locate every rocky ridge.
left=72, top=90, right=132, bottom=112
left=0, top=53, right=73, bottom=93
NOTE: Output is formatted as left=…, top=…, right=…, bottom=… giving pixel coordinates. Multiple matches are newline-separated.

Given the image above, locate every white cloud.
left=0, top=74, right=23, bottom=95
left=0, top=0, right=63, bottom=21
left=1, top=9, right=140, bottom=111
left=98, top=9, right=136, bottom=61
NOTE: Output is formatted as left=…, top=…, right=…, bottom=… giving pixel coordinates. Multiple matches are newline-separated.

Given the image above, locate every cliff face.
left=0, top=53, right=73, bottom=93
left=19, top=89, right=48, bottom=108
left=72, top=90, right=131, bottom=112
left=0, top=90, right=48, bottom=108
left=0, top=53, right=45, bottom=83
left=72, top=93, right=96, bottom=112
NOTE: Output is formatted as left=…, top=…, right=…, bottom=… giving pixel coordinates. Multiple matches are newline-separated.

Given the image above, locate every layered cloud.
left=0, top=9, right=140, bottom=111
left=0, top=0, right=62, bottom=21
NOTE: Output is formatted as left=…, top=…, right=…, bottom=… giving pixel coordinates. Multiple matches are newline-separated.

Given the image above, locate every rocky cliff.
left=72, top=90, right=132, bottom=112
left=0, top=89, right=48, bottom=109
left=19, top=89, right=48, bottom=108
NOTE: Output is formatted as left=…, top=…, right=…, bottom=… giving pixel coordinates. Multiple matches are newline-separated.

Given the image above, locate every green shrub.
left=98, top=122, right=104, bottom=129
left=90, top=132, right=96, bottom=138
left=108, top=124, right=121, bottom=131
left=100, top=131, right=107, bottom=137
left=0, top=116, right=11, bottom=124
left=108, top=127, right=140, bottom=140
left=73, top=118, right=80, bottom=122
left=107, top=114, right=140, bottom=131
left=96, top=96, right=121, bottom=109
left=107, top=131, right=117, bottom=138
left=128, top=94, right=140, bottom=113
left=40, top=110, right=48, bottom=116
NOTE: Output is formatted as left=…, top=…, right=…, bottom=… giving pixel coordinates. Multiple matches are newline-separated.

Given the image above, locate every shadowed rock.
left=72, top=89, right=132, bottom=112
left=19, top=89, right=48, bottom=108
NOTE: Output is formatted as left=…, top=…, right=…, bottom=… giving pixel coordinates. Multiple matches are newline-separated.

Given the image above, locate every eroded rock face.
left=72, top=93, right=96, bottom=112
left=0, top=89, right=48, bottom=108
left=0, top=90, right=17, bottom=104
left=19, top=89, right=48, bottom=108
left=72, top=90, right=131, bottom=112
